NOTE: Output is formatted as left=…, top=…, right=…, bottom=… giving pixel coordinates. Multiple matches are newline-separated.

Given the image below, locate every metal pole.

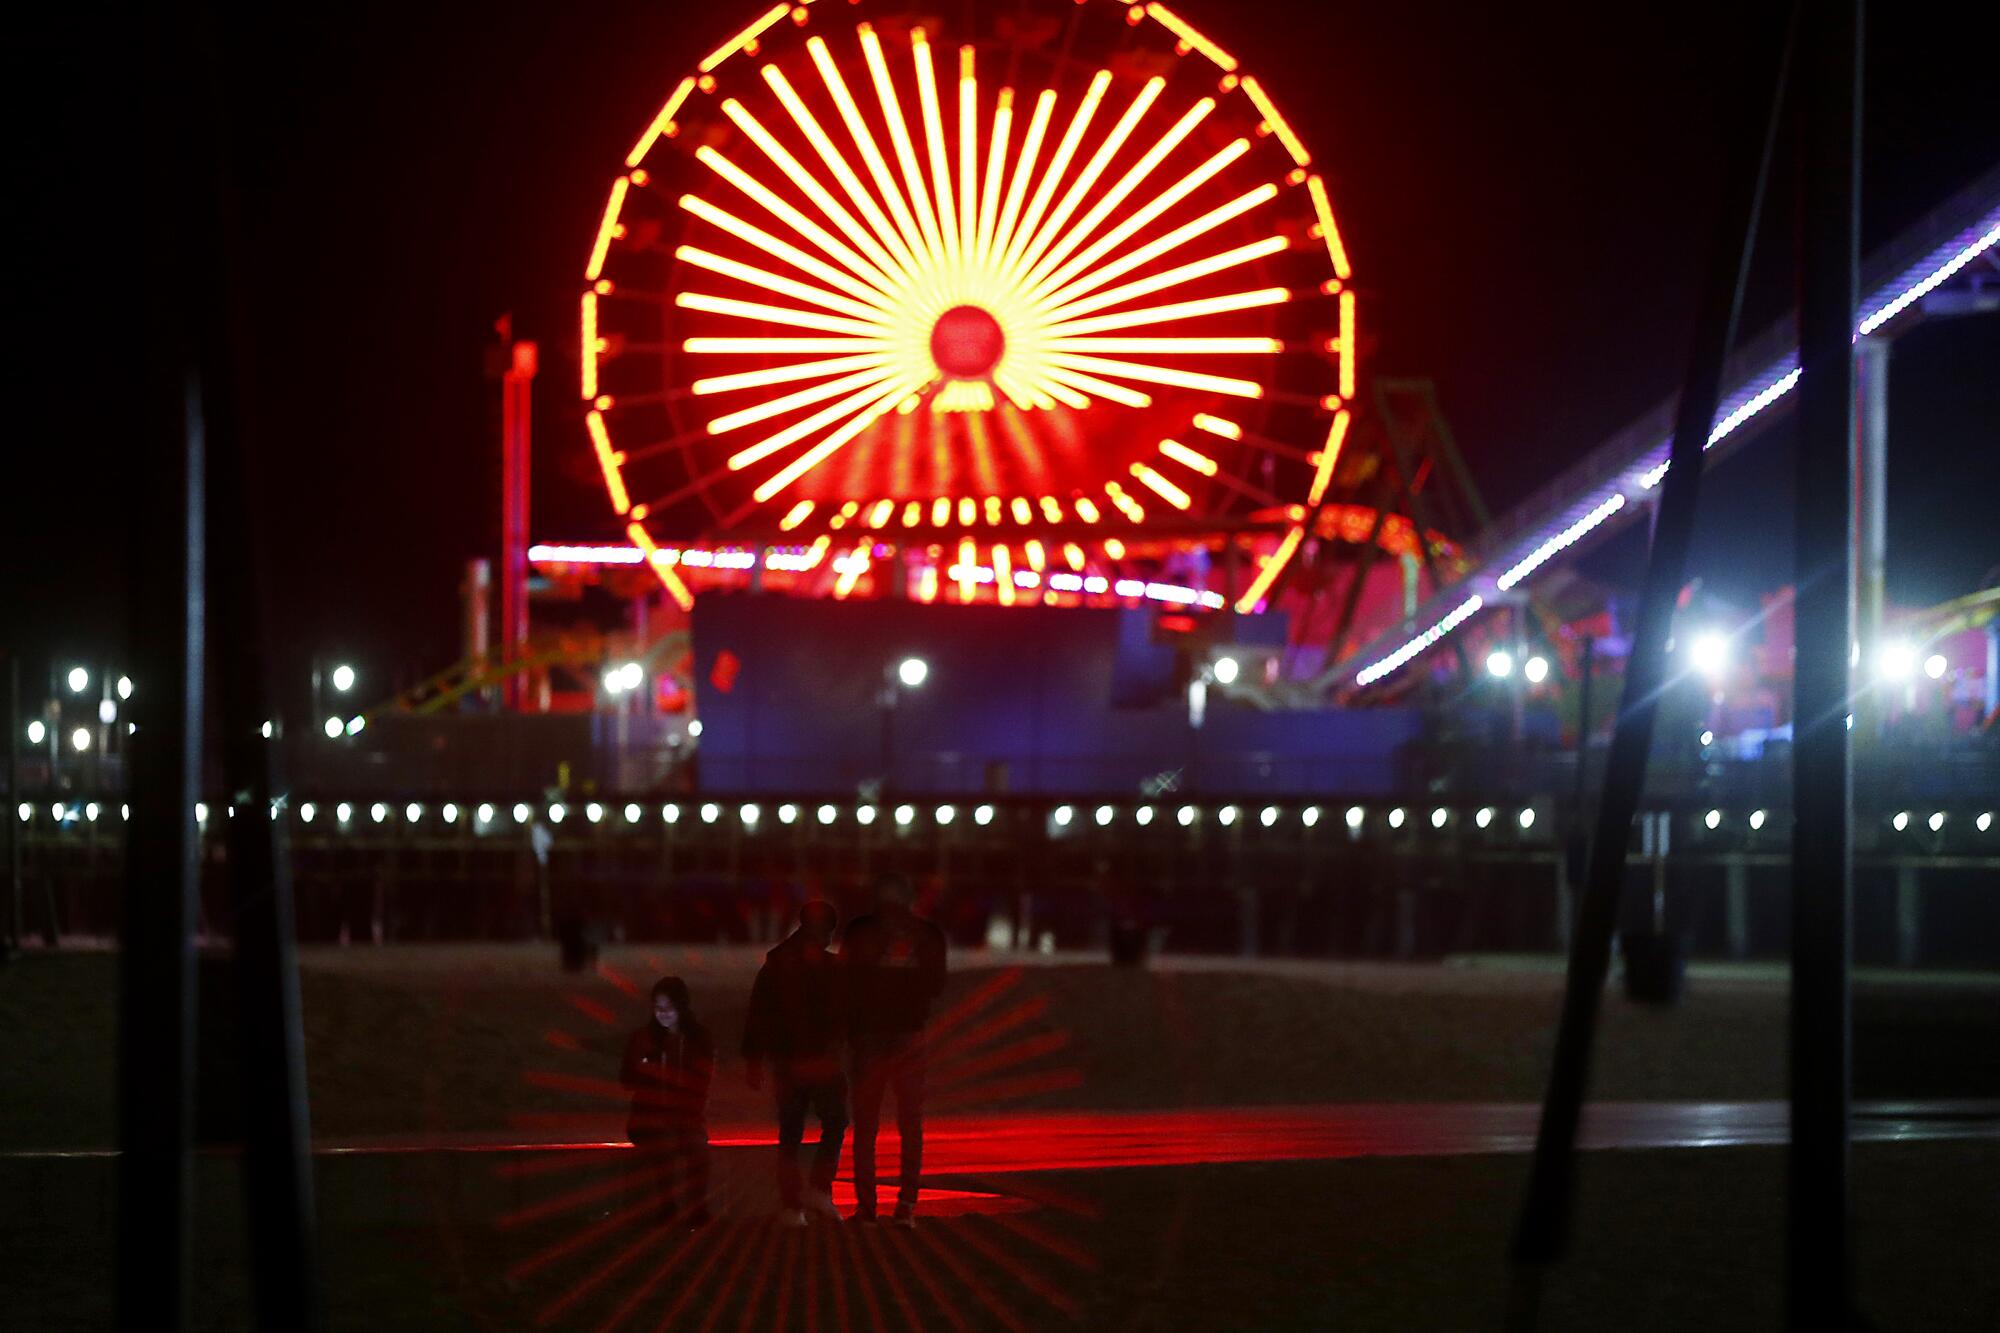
left=1790, top=0, right=1861, bottom=1324
left=6, top=654, right=19, bottom=952
left=499, top=337, right=536, bottom=712
left=1509, top=4, right=1796, bottom=1299
left=1853, top=337, right=1888, bottom=668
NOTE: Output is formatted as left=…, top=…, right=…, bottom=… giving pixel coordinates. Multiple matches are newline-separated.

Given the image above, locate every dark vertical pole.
left=210, top=382, right=324, bottom=1333
left=499, top=338, right=536, bottom=712
left=121, top=320, right=205, bottom=1333
left=1563, top=636, right=1596, bottom=926
left=6, top=654, right=19, bottom=951
left=1509, top=6, right=1796, bottom=1307
left=1790, top=1, right=1860, bottom=1326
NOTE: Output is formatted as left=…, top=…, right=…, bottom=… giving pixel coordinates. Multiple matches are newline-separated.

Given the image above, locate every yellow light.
left=693, top=352, right=896, bottom=397
left=1104, top=480, right=1146, bottom=522
left=1145, top=3, right=1239, bottom=71
left=909, top=29, right=960, bottom=266
left=997, top=70, right=1111, bottom=277
left=752, top=380, right=913, bottom=502
left=579, top=291, right=599, bottom=400
left=1019, top=94, right=1213, bottom=290
left=779, top=501, right=815, bottom=531
left=699, top=3, right=789, bottom=73
left=958, top=45, right=978, bottom=262
left=916, top=563, right=939, bottom=602
left=868, top=499, right=896, bottom=528
left=1011, top=497, right=1033, bottom=525
left=975, top=88, right=1014, bottom=265
left=1048, top=334, right=1285, bottom=354
left=1046, top=353, right=1265, bottom=399
left=761, top=66, right=921, bottom=275
left=992, top=543, right=1016, bottom=605
left=694, top=147, right=898, bottom=295
left=803, top=535, right=831, bottom=568
left=1063, top=542, right=1086, bottom=571
left=1306, top=410, right=1352, bottom=505
left=956, top=536, right=977, bottom=601
left=676, top=290, right=889, bottom=337
left=1339, top=289, right=1357, bottom=399
left=1235, top=525, right=1304, bottom=613
left=1039, top=496, right=1064, bottom=523
left=1037, top=182, right=1281, bottom=313
left=680, top=195, right=893, bottom=310
left=903, top=500, right=924, bottom=526
left=932, top=497, right=952, bottom=525
left=1160, top=439, right=1219, bottom=475
left=1192, top=413, right=1243, bottom=440
left=675, top=245, right=890, bottom=323
left=992, top=90, right=1057, bottom=274
left=710, top=364, right=903, bottom=437
left=586, top=410, right=630, bottom=514
left=834, top=538, right=872, bottom=597
left=585, top=176, right=629, bottom=281
left=726, top=374, right=907, bottom=471
left=1130, top=462, right=1191, bottom=510
left=627, top=522, right=695, bottom=610
left=1103, top=537, right=1126, bottom=559
left=1029, top=139, right=1251, bottom=305
left=1305, top=174, right=1353, bottom=279
left=627, top=77, right=697, bottom=168
left=1238, top=76, right=1309, bottom=166
left=684, top=338, right=880, bottom=354
left=1043, top=235, right=1290, bottom=323
left=1074, top=497, right=1101, bottom=523
left=1024, top=539, right=1046, bottom=568
left=934, top=380, right=995, bottom=412
left=958, top=496, right=978, bottom=526
left=1009, top=77, right=1164, bottom=283
left=808, top=36, right=930, bottom=263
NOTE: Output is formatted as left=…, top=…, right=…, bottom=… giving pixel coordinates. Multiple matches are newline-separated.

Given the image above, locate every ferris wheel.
left=581, top=0, right=1355, bottom=613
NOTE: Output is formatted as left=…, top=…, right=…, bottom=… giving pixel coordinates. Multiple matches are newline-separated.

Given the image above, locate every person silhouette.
left=620, top=976, right=714, bottom=1226
left=743, top=900, right=849, bottom=1227
left=843, top=872, right=947, bottom=1227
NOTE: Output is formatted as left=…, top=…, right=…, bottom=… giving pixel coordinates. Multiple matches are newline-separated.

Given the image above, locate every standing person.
left=844, top=872, right=947, bottom=1227
left=620, top=976, right=715, bottom=1226
left=743, top=900, right=848, bottom=1227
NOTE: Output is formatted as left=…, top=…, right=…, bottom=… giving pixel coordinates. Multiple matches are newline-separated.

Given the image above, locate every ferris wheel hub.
left=929, top=304, right=1007, bottom=379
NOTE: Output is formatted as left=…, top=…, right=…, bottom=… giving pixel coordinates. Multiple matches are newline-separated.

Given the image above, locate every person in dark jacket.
left=743, top=900, right=847, bottom=1226
left=620, top=976, right=715, bottom=1225
left=842, top=872, right=947, bottom=1226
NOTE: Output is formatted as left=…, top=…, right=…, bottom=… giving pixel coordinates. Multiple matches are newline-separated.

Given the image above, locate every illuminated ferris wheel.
left=581, top=0, right=1356, bottom=613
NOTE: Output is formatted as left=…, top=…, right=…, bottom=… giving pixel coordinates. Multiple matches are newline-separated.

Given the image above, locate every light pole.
left=879, top=657, right=928, bottom=795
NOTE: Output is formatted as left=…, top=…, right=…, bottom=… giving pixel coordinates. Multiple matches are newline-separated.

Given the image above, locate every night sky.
left=9, top=0, right=1998, bottom=693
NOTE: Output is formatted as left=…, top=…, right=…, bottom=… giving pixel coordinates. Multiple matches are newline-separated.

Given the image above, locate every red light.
left=929, top=304, right=1006, bottom=377
left=1158, top=614, right=1197, bottom=634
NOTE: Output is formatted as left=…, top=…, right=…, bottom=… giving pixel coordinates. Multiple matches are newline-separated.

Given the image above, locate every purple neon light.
left=1352, top=205, right=2000, bottom=689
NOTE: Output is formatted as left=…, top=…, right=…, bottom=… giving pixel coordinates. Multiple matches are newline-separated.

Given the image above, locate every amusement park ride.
left=380, top=0, right=2000, bottom=726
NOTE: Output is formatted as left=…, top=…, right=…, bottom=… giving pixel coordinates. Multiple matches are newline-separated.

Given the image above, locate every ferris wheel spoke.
left=807, top=36, right=932, bottom=269
left=1035, top=364, right=1153, bottom=410
left=1016, top=94, right=1214, bottom=294
left=995, top=70, right=1111, bottom=277
left=707, top=363, right=920, bottom=437
left=1030, top=182, right=1282, bottom=315
left=675, top=291, right=893, bottom=337
left=727, top=372, right=916, bottom=472
left=973, top=87, right=1014, bottom=269
left=679, top=195, right=897, bottom=313
left=909, top=29, right=960, bottom=269
left=684, top=337, right=890, bottom=354
left=674, top=246, right=891, bottom=324
left=748, top=379, right=919, bottom=505
left=717, top=96, right=916, bottom=297
left=860, top=24, right=950, bottom=269
left=761, top=65, right=924, bottom=279
left=1005, top=76, right=1162, bottom=288
left=694, top=146, right=903, bottom=298
left=1038, top=235, right=1291, bottom=326
left=1044, top=336, right=1282, bottom=354
left=692, top=352, right=899, bottom=398
left=1044, top=353, right=1265, bottom=399
left=956, top=44, right=979, bottom=266
left=1042, top=289, right=1293, bottom=339
left=990, top=89, right=1056, bottom=276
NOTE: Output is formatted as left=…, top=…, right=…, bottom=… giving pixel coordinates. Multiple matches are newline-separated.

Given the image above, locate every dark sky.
left=8, top=1, right=1998, bottom=691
